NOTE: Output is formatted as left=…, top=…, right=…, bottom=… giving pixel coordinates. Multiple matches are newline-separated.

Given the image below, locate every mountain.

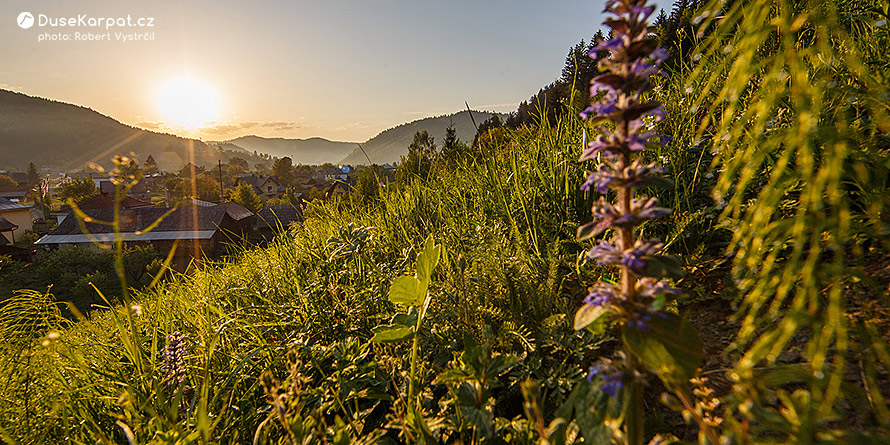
left=220, top=136, right=357, bottom=165
left=338, top=110, right=502, bottom=165
left=0, top=89, right=239, bottom=172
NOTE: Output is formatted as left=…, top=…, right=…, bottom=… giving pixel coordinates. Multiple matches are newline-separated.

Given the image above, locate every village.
left=0, top=157, right=396, bottom=265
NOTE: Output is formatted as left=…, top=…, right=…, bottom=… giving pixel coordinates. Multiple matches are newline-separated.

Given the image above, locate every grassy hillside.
left=339, top=110, right=502, bottom=165
left=0, top=89, right=245, bottom=171
left=220, top=136, right=358, bottom=165
left=1, top=0, right=888, bottom=442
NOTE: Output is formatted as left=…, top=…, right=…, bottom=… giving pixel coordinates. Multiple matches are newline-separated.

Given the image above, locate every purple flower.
left=633, top=197, right=671, bottom=220
left=160, top=332, right=188, bottom=388
left=649, top=48, right=670, bottom=65
left=631, top=5, right=656, bottom=20
left=592, top=37, right=624, bottom=54
left=580, top=135, right=622, bottom=160
left=637, top=277, right=682, bottom=299
left=587, top=364, right=624, bottom=396
left=627, top=312, right=654, bottom=331
left=587, top=240, right=622, bottom=264
left=601, top=372, right=625, bottom=396
left=584, top=282, right=620, bottom=306
left=580, top=99, right=619, bottom=120
left=621, top=240, right=664, bottom=270
left=581, top=164, right=619, bottom=193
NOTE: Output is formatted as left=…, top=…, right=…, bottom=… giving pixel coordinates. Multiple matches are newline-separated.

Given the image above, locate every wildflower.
left=584, top=282, right=621, bottom=306
left=588, top=365, right=625, bottom=396
left=575, top=0, right=682, bottom=348
left=601, top=373, right=624, bottom=396
left=626, top=311, right=654, bottom=331
left=160, top=332, right=188, bottom=388
left=636, top=277, right=682, bottom=299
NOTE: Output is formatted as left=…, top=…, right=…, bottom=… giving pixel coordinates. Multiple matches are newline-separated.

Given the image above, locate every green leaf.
left=391, top=310, right=418, bottom=328
left=622, top=313, right=703, bottom=386
left=389, top=275, right=424, bottom=306
left=433, top=368, right=473, bottom=384
left=574, top=304, right=609, bottom=330
left=416, top=235, right=441, bottom=282
left=640, top=255, right=685, bottom=280
left=370, top=324, right=415, bottom=343
left=577, top=221, right=602, bottom=241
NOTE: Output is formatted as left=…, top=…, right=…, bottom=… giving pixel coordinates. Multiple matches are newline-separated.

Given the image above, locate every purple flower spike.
left=160, top=332, right=188, bottom=388
left=575, top=0, right=682, bottom=353
left=601, top=372, right=625, bottom=396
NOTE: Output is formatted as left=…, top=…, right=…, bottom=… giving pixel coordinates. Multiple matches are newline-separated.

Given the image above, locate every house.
left=236, top=174, right=285, bottom=199
left=255, top=205, right=304, bottom=242
left=0, top=172, right=29, bottom=186
left=99, top=179, right=151, bottom=201
left=65, top=172, right=109, bottom=187
left=52, top=193, right=153, bottom=225
left=0, top=186, right=31, bottom=203
left=179, top=163, right=205, bottom=179
left=325, top=181, right=353, bottom=198
left=0, top=198, right=34, bottom=242
left=179, top=197, right=216, bottom=207
left=0, top=214, right=18, bottom=245
left=36, top=202, right=255, bottom=259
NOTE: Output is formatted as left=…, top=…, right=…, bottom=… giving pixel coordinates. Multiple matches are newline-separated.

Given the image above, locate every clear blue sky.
left=1, top=0, right=666, bottom=142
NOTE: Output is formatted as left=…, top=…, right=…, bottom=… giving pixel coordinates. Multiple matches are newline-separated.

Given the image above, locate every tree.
left=272, top=157, right=296, bottom=187
left=143, top=155, right=158, bottom=175
left=57, top=177, right=97, bottom=203
left=443, top=122, right=457, bottom=151
left=228, top=157, right=249, bottom=172
left=26, top=163, right=40, bottom=186
left=440, top=122, right=469, bottom=165
left=164, top=177, right=186, bottom=201
left=229, top=182, right=263, bottom=213
left=0, top=174, right=17, bottom=188
left=179, top=163, right=204, bottom=179
left=472, top=115, right=503, bottom=147
left=396, top=131, right=437, bottom=183
left=354, top=166, right=381, bottom=202
left=193, top=174, right=221, bottom=202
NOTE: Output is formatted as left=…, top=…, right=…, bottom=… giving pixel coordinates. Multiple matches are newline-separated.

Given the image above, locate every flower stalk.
left=575, top=0, right=686, bottom=442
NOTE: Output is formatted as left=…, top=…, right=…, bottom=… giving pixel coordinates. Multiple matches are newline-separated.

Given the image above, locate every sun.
left=156, top=77, right=221, bottom=129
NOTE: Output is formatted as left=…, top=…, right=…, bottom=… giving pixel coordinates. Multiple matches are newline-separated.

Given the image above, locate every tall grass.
left=0, top=109, right=612, bottom=442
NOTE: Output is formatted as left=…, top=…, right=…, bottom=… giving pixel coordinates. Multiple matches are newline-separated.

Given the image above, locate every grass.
left=1, top=0, right=889, bottom=440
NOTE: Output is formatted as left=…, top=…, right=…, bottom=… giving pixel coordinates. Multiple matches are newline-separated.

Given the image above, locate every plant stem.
left=408, top=327, right=419, bottom=405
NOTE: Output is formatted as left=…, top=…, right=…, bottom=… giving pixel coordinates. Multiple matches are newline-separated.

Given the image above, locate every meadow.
left=1, top=0, right=889, bottom=443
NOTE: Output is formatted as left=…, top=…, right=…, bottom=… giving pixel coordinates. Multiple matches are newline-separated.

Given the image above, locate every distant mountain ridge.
left=0, top=89, right=506, bottom=171
left=338, top=110, right=502, bottom=165
left=0, top=89, right=234, bottom=172
left=217, top=136, right=357, bottom=165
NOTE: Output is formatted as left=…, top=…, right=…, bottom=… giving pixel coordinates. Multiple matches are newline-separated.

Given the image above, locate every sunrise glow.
left=155, top=77, right=221, bottom=129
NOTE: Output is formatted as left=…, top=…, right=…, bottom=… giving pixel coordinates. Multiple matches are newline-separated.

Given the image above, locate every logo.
left=17, top=12, right=34, bottom=29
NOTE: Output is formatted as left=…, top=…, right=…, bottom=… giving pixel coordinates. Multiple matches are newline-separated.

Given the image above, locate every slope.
left=338, top=110, right=502, bottom=165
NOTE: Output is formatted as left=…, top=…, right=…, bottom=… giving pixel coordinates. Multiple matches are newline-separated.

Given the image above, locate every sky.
left=1, top=1, right=664, bottom=143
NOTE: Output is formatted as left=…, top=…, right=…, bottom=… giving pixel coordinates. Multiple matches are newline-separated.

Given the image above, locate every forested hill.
left=0, top=89, right=244, bottom=171
left=339, top=110, right=503, bottom=165
left=219, top=136, right=357, bottom=165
